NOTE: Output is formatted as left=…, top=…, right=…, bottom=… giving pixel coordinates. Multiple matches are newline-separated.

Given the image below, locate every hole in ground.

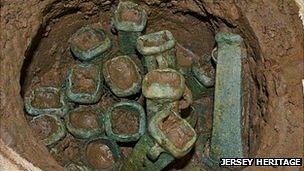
left=18, top=1, right=265, bottom=170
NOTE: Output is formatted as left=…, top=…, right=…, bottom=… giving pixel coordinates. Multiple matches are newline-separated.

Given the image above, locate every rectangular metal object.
left=210, top=32, right=245, bottom=162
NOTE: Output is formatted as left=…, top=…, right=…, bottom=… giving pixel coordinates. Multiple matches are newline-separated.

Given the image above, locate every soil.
left=70, top=108, right=100, bottom=130
left=175, top=43, right=195, bottom=68
left=71, top=29, right=103, bottom=51
left=121, top=9, right=141, bottom=23
left=86, top=141, right=115, bottom=169
left=1, top=0, right=303, bottom=170
left=111, top=107, right=139, bottom=135
left=107, top=57, right=140, bottom=91
left=159, top=113, right=195, bottom=149
left=147, top=70, right=181, bottom=89
left=29, top=115, right=58, bottom=140
left=120, top=146, right=134, bottom=159
left=143, top=31, right=170, bottom=47
left=97, top=92, right=120, bottom=112
left=71, top=65, right=98, bottom=94
left=146, top=10, right=215, bottom=56
left=191, top=92, right=214, bottom=166
left=31, top=90, right=61, bottom=109
left=179, top=87, right=193, bottom=110
left=50, top=134, right=84, bottom=166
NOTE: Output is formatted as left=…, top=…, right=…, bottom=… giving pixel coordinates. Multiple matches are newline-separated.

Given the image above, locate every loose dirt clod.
left=111, top=108, right=139, bottom=135
left=86, top=142, right=115, bottom=169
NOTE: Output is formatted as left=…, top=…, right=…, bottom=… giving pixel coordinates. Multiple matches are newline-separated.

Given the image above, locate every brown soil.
left=196, top=56, right=215, bottom=79
left=121, top=9, right=141, bottom=23
left=29, top=116, right=58, bottom=141
left=111, top=107, right=139, bottom=135
left=86, top=141, right=115, bottom=169
left=143, top=31, right=170, bottom=47
left=97, top=92, right=120, bottom=112
left=175, top=44, right=194, bottom=68
left=50, top=134, right=84, bottom=166
left=71, top=65, right=98, bottom=94
left=159, top=113, right=195, bottom=149
left=147, top=70, right=181, bottom=89
left=120, top=146, right=133, bottom=158
left=70, top=108, right=99, bottom=129
left=191, top=93, right=214, bottom=166
left=107, top=57, right=139, bottom=90
left=71, top=29, right=103, bottom=51
left=146, top=10, right=214, bottom=56
left=31, top=90, right=61, bottom=109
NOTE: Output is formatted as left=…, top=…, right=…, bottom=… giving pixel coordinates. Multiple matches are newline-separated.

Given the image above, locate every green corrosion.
left=31, top=114, right=66, bottom=146
left=103, top=56, right=142, bottom=97
left=185, top=58, right=214, bottom=100
left=121, top=134, right=174, bottom=171
left=148, top=109, right=197, bottom=159
left=113, top=1, right=147, bottom=55
left=85, top=136, right=122, bottom=171
left=64, top=63, right=103, bottom=104
left=24, top=86, right=69, bottom=117
left=142, top=68, right=185, bottom=120
left=64, top=106, right=104, bottom=139
left=118, top=31, right=142, bottom=55
left=209, top=32, right=245, bottom=164
left=104, top=101, right=146, bottom=142
left=69, top=26, right=112, bottom=62
left=137, top=30, right=177, bottom=72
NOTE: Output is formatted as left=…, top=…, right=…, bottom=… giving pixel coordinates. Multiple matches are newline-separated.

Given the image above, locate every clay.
left=71, top=30, right=103, bottom=51
left=107, top=57, right=140, bottom=90
left=70, top=109, right=99, bottom=130
left=71, top=65, right=98, bottom=93
left=29, top=116, right=58, bottom=140
left=86, top=141, right=115, bottom=169
left=159, top=113, right=195, bottom=149
left=147, top=70, right=180, bottom=88
left=111, top=108, right=139, bottom=135
left=50, top=134, right=84, bottom=166
left=31, top=91, right=61, bottom=109
left=121, top=9, right=141, bottom=23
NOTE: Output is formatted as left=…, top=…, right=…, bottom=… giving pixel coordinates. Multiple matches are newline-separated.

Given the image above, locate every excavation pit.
left=1, top=1, right=303, bottom=171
